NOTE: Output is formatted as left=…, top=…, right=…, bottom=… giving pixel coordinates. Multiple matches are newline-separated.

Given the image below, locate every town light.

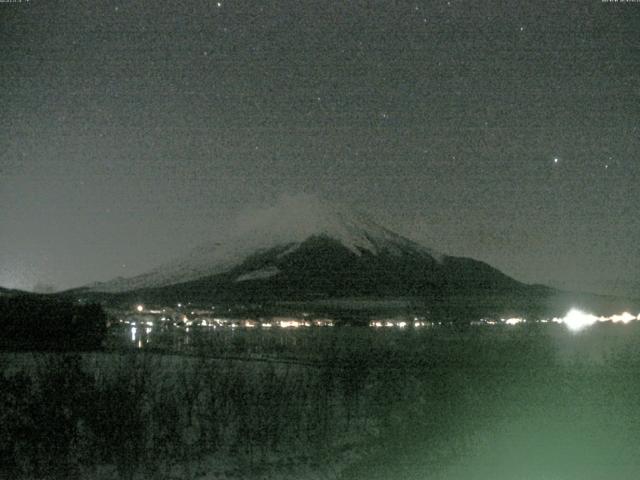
left=563, top=308, right=598, bottom=332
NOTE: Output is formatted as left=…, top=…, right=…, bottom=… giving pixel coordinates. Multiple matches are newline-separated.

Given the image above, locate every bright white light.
left=564, top=308, right=598, bottom=332
left=611, top=312, right=635, bottom=324
left=279, top=320, right=300, bottom=328
left=136, top=304, right=144, bottom=312
left=504, top=317, right=525, bottom=326
left=131, top=326, right=137, bottom=341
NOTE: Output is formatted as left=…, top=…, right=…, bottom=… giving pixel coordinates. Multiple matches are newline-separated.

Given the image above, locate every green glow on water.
left=342, top=324, right=640, bottom=480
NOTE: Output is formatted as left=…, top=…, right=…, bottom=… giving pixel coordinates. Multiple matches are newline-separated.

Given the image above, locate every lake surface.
left=6, top=321, right=640, bottom=479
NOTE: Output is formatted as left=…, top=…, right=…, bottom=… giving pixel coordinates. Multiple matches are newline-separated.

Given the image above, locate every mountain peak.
left=231, top=193, right=408, bottom=254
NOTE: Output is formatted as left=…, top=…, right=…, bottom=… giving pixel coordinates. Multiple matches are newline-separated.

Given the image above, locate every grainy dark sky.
left=1, top=0, right=638, bottom=295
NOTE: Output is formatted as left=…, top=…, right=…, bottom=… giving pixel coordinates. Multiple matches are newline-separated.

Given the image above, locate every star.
left=553, top=157, right=559, bottom=164
left=216, top=2, right=222, bottom=7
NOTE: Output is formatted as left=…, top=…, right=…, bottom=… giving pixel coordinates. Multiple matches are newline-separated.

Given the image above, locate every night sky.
left=1, top=1, right=638, bottom=296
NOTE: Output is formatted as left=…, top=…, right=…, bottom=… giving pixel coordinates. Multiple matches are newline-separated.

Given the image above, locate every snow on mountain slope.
left=234, top=266, right=281, bottom=283
left=88, top=194, right=443, bottom=293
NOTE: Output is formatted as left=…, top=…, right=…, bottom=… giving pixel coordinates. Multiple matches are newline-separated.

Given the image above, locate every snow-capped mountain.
left=83, top=194, right=528, bottom=305
left=87, top=194, right=444, bottom=293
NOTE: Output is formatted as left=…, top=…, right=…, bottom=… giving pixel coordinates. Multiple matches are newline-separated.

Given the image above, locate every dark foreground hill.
left=0, top=294, right=106, bottom=350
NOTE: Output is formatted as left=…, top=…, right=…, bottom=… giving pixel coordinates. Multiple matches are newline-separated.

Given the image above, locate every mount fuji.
left=80, top=194, right=538, bottom=308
